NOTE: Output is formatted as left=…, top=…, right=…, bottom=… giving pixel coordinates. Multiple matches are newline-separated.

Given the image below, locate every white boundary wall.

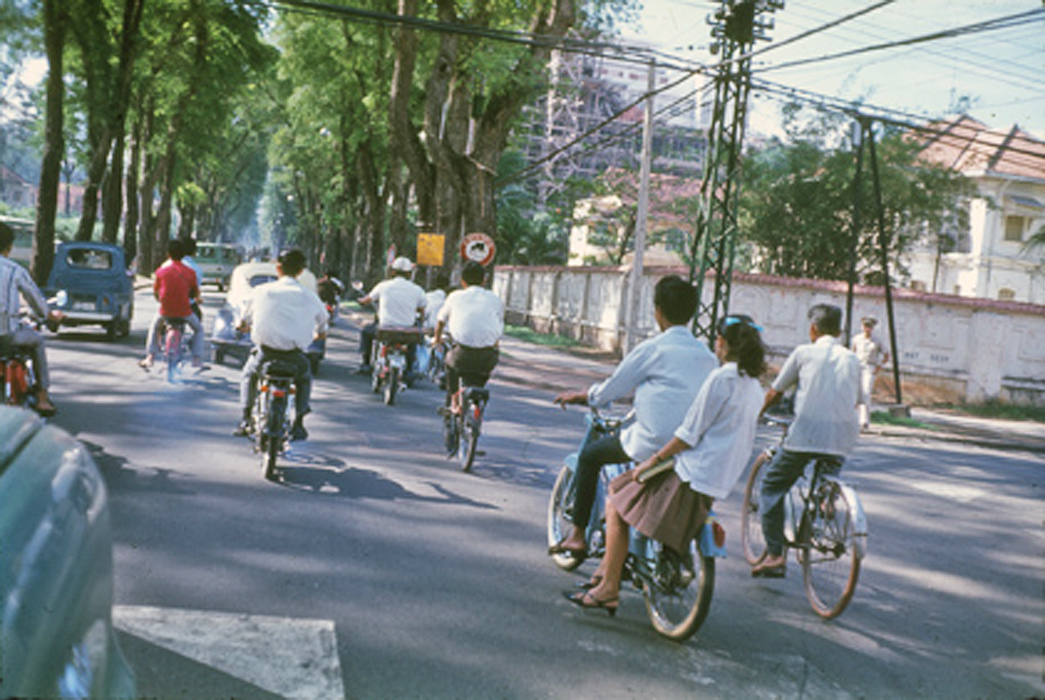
left=493, top=265, right=1045, bottom=406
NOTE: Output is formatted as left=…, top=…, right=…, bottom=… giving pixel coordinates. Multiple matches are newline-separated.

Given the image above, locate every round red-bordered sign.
left=460, top=233, right=496, bottom=266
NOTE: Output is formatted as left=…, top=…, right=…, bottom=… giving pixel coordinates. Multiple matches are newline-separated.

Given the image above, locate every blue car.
left=0, top=407, right=136, bottom=697
left=46, top=241, right=134, bottom=340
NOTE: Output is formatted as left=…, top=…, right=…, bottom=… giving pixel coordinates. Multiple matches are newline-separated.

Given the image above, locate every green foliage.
left=504, top=324, right=579, bottom=349
left=738, top=104, right=978, bottom=283
left=495, top=149, right=569, bottom=265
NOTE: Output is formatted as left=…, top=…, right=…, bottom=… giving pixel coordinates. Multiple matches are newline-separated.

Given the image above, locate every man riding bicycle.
left=0, top=221, right=63, bottom=416
left=433, top=262, right=503, bottom=416
left=234, top=249, right=328, bottom=441
left=752, top=303, right=861, bottom=578
left=140, top=239, right=204, bottom=369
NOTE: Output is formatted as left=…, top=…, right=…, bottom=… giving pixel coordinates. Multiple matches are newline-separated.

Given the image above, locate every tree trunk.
left=33, top=0, right=66, bottom=286
left=102, top=128, right=126, bottom=244
left=389, top=0, right=435, bottom=228
left=124, top=110, right=141, bottom=264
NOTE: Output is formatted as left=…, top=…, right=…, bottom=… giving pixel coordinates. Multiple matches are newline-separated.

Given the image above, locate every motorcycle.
left=0, top=339, right=37, bottom=410
left=371, top=326, right=423, bottom=406
left=0, top=313, right=56, bottom=412
left=547, top=407, right=726, bottom=641
left=252, top=358, right=297, bottom=481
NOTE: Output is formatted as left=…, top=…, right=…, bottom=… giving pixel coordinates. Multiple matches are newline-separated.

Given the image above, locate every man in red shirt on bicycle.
left=139, top=240, right=204, bottom=368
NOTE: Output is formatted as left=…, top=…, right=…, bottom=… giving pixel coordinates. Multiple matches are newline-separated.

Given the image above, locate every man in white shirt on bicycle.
left=433, top=262, right=503, bottom=415
left=753, top=303, right=861, bottom=578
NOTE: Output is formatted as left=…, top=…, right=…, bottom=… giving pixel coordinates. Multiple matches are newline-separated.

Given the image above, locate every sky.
left=620, top=0, right=1045, bottom=139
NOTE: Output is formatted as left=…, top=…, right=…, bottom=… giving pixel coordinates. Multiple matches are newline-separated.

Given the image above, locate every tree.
left=738, top=105, right=978, bottom=283
left=390, top=0, right=634, bottom=277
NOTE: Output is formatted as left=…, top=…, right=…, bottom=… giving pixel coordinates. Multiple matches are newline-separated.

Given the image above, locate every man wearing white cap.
left=357, top=257, right=427, bottom=372
left=851, top=316, right=889, bottom=429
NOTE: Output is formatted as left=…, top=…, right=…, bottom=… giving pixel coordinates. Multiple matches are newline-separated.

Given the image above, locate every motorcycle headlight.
left=54, top=290, right=69, bottom=308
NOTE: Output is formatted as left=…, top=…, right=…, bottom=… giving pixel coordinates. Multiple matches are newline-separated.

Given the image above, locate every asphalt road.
left=40, top=288, right=1044, bottom=700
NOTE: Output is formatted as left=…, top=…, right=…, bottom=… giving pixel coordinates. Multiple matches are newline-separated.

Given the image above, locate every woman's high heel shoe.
left=574, top=575, right=603, bottom=590
left=563, top=590, right=619, bottom=617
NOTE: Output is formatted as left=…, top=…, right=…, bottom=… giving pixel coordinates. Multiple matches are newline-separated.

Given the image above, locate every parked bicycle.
left=442, top=384, right=489, bottom=472
left=740, top=414, right=868, bottom=619
left=547, top=407, right=725, bottom=641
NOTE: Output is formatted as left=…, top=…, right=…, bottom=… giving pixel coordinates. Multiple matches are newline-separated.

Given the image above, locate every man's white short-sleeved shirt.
left=772, top=335, right=861, bottom=457
left=437, top=286, right=503, bottom=348
left=588, top=325, right=718, bottom=462
left=244, top=276, right=328, bottom=351
left=368, top=277, right=427, bottom=327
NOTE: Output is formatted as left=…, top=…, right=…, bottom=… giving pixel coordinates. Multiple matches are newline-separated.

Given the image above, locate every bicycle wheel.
left=801, top=480, right=861, bottom=618
left=740, top=452, right=770, bottom=565
left=458, top=405, right=480, bottom=472
left=383, top=367, right=399, bottom=405
left=263, top=398, right=285, bottom=481
left=547, top=465, right=583, bottom=571
left=643, top=538, right=716, bottom=642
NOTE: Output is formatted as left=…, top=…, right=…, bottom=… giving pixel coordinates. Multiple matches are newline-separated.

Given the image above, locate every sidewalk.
left=496, top=335, right=1045, bottom=455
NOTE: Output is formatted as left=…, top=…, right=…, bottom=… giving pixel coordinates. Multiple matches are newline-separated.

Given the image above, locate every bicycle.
left=442, top=384, right=489, bottom=472
left=740, top=414, right=868, bottom=619
left=547, top=407, right=725, bottom=641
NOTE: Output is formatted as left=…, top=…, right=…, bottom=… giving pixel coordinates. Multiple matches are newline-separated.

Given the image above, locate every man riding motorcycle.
left=234, top=248, right=328, bottom=441
left=356, top=257, right=427, bottom=374
left=0, top=221, right=63, bottom=416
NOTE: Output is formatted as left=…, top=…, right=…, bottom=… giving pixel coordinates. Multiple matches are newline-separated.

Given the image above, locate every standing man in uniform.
left=851, top=316, right=889, bottom=430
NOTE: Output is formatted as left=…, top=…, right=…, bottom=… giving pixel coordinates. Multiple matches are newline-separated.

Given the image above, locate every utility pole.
left=690, top=0, right=783, bottom=341
left=623, top=60, right=656, bottom=352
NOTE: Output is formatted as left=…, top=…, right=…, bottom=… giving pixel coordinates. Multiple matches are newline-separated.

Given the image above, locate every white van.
left=194, top=243, right=242, bottom=290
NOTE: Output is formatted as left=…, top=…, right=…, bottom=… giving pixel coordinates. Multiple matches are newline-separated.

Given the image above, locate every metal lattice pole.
left=690, top=0, right=783, bottom=341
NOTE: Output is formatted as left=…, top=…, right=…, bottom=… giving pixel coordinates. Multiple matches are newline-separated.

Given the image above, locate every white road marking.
left=113, top=606, right=345, bottom=700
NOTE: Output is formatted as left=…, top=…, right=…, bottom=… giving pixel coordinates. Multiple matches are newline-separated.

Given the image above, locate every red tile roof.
left=917, top=115, right=1045, bottom=181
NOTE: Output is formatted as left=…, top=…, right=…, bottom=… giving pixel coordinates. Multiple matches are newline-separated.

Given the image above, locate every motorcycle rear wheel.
left=263, top=398, right=285, bottom=481
left=383, top=367, right=399, bottom=405
left=643, top=538, right=716, bottom=642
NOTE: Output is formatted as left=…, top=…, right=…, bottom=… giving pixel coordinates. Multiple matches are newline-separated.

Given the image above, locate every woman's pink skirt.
left=608, top=468, right=713, bottom=553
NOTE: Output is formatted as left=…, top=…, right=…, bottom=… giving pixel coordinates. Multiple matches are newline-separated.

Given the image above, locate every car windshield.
left=67, top=249, right=113, bottom=270
left=248, top=275, right=277, bottom=288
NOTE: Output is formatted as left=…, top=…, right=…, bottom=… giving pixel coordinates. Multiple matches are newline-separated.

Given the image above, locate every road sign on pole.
left=417, top=233, right=445, bottom=267
left=460, top=233, right=496, bottom=266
